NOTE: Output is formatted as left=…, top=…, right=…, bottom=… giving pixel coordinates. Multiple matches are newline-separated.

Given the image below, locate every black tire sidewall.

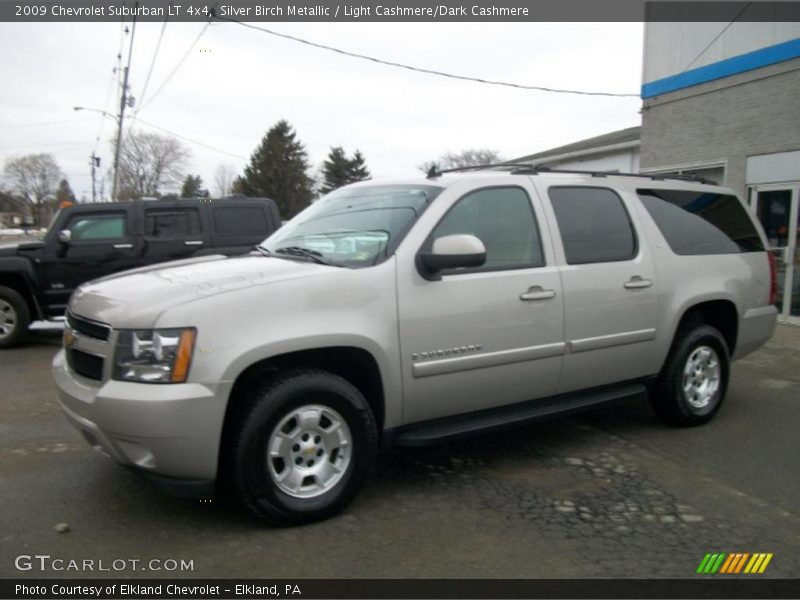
left=0, top=286, right=31, bottom=348
left=663, top=325, right=730, bottom=424
left=235, top=371, right=377, bottom=523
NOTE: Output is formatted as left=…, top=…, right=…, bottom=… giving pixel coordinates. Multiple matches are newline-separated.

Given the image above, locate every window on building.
left=68, top=214, right=126, bottom=241
left=213, top=206, right=269, bottom=236
left=144, top=208, right=201, bottom=238
left=548, top=187, right=637, bottom=264
left=429, top=186, right=544, bottom=272
left=638, top=189, right=764, bottom=254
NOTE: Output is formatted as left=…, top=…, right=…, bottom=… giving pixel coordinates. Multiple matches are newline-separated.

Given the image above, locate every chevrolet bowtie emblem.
left=63, top=329, right=75, bottom=349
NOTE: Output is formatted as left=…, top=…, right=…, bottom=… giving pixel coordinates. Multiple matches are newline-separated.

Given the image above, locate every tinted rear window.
left=145, top=208, right=201, bottom=237
left=548, top=187, right=637, bottom=264
left=638, top=189, right=764, bottom=254
left=213, top=206, right=269, bottom=236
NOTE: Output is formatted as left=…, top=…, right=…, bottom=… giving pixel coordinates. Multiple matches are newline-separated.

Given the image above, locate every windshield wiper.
left=254, top=245, right=272, bottom=257
left=274, top=246, right=337, bottom=266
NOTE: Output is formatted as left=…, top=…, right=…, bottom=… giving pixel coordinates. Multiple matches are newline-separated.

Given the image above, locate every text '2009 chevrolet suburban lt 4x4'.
left=53, top=167, right=778, bottom=525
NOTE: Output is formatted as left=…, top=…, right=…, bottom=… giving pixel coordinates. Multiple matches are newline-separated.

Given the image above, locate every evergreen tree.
left=319, top=147, right=371, bottom=195
left=349, top=150, right=370, bottom=182
left=180, top=174, right=208, bottom=198
left=319, top=147, right=352, bottom=195
left=239, top=120, right=313, bottom=218
left=55, top=179, right=76, bottom=206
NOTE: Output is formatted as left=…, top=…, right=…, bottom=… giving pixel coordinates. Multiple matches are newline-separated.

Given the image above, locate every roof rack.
left=425, top=162, right=714, bottom=185
left=425, top=163, right=538, bottom=178
left=510, top=165, right=715, bottom=185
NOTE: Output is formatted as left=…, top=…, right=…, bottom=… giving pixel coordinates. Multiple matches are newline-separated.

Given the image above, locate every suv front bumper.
left=53, top=349, right=230, bottom=493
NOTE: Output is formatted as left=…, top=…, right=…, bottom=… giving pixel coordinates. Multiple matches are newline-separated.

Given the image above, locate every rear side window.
left=144, top=208, right=200, bottom=238
left=548, top=187, right=637, bottom=264
left=637, top=189, right=764, bottom=254
left=213, top=206, right=269, bottom=236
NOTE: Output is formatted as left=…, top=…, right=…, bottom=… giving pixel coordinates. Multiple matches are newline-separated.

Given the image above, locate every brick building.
left=640, top=22, right=800, bottom=322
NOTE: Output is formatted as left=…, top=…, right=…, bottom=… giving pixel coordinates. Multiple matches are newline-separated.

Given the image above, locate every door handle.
left=624, top=276, right=653, bottom=289
left=113, top=243, right=133, bottom=249
left=184, top=240, right=204, bottom=246
left=520, top=286, right=556, bottom=301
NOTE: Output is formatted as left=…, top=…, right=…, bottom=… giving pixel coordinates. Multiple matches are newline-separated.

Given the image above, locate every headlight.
left=113, top=328, right=196, bottom=383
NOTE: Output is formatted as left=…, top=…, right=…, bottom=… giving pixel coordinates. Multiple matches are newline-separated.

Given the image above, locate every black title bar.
left=3, top=0, right=800, bottom=22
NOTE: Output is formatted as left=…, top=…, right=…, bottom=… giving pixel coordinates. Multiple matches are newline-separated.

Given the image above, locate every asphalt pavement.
left=1, top=324, right=799, bottom=579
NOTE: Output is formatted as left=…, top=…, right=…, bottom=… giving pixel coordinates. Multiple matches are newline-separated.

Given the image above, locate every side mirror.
left=418, top=234, right=486, bottom=280
left=57, top=229, right=72, bottom=244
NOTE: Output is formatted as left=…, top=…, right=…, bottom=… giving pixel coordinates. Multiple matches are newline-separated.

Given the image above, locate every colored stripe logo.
left=697, top=552, right=773, bottom=574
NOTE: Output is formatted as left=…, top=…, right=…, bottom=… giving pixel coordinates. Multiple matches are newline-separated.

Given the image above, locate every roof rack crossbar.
left=425, top=162, right=541, bottom=179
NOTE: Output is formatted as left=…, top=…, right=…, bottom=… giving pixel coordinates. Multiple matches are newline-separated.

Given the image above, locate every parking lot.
left=1, top=324, right=799, bottom=579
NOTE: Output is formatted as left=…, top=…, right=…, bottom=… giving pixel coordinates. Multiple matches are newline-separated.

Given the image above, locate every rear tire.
left=230, top=369, right=378, bottom=525
left=0, top=286, right=30, bottom=349
left=651, top=324, right=730, bottom=427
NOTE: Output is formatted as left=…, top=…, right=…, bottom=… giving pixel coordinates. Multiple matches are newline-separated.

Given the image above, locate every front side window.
left=68, top=214, right=126, bottom=241
left=638, top=189, right=764, bottom=254
left=261, top=184, right=442, bottom=268
left=427, top=186, right=544, bottom=272
left=549, top=187, right=637, bottom=264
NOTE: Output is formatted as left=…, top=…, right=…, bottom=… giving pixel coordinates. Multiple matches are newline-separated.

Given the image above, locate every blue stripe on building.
left=641, top=37, right=800, bottom=99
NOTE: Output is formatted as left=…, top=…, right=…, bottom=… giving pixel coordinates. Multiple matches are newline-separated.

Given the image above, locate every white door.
left=540, top=185, right=660, bottom=393
left=752, top=184, right=800, bottom=322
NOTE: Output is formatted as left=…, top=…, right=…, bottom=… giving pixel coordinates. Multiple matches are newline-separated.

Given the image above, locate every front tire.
left=0, top=286, right=31, bottom=349
left=231, top=369, right=378, bottom=525
left=651, top=324, right=730, bottom=427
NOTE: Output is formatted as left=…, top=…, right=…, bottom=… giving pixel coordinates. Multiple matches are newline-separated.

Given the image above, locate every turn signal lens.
left=171, top=329, right=196, bottom=383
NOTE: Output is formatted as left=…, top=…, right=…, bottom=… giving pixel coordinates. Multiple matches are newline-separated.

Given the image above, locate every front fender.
left=0, top=257, right=44, bottom=319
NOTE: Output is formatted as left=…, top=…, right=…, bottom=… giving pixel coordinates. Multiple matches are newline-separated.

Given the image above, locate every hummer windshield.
left=259, top=184, right=442, bottom=268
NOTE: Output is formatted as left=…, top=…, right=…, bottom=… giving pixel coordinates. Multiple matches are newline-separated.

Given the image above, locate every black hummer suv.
left=0, top=197, right=281, bottom=348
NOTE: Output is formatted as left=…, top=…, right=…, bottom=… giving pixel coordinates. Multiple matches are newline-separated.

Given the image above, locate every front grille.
left=66, top=311, right=111, bottom=341
left=67, top=348, right=104, bottom=381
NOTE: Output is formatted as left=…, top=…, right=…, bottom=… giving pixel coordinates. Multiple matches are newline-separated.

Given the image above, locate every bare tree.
left=213, top=163, right=236, bottom=197
left=418, top=148, right=504, bottom=174
left=3, top=153, right=63, bottom=226
left=114, top=130, right=190, bottom=201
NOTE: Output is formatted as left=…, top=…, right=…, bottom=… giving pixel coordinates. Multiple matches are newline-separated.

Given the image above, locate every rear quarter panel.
left=627, top=185, right=775, bottom=364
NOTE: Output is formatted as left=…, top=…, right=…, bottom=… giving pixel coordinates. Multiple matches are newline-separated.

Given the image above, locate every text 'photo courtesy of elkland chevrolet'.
left=52, top=166, right=777, bottom=525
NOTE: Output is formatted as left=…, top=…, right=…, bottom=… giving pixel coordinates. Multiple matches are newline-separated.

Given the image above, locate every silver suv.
left=53, top=168, right=778, bottom=524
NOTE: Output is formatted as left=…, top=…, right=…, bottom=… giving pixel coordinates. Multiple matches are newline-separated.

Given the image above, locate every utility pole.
left=89, top=153, right=100, bottom=203
left=111, top=2, right=138, bottom=202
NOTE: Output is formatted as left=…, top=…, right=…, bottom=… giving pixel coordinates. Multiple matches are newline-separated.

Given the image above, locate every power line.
left=138, top=22, right=210, bottom=111
left=0, top=118, right=95, bottom=130
left=93, top=64, right=118, bottom=153
left=0, top=141, right=95, bottom=151
left=129, top=115, right=246, bottom=159
left=682, top=3, right=752, bottom=71
left=219, top=18, right=639, bottom=98
left=137, top=16, right=169, bottom=110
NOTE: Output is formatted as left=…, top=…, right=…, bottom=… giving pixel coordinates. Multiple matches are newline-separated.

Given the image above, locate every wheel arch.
left=0, top=264, right=43, bottom=321
left=218, top=345, right=387, bottom=478
left=671, top=298, right=739, bottom=357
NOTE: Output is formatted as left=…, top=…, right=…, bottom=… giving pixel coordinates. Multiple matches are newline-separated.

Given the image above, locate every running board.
left=392, top=382, right=648, bottom=447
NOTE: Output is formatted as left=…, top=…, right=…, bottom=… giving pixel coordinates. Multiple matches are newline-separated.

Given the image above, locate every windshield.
left=260, top=184, right=442, bottom=267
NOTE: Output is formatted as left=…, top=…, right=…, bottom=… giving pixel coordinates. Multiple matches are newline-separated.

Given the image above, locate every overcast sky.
left=0, top=21, right=644, bottom=200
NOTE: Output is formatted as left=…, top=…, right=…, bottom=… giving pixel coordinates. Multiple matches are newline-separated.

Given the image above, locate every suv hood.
left=70, top=253, right=329, bottom=327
